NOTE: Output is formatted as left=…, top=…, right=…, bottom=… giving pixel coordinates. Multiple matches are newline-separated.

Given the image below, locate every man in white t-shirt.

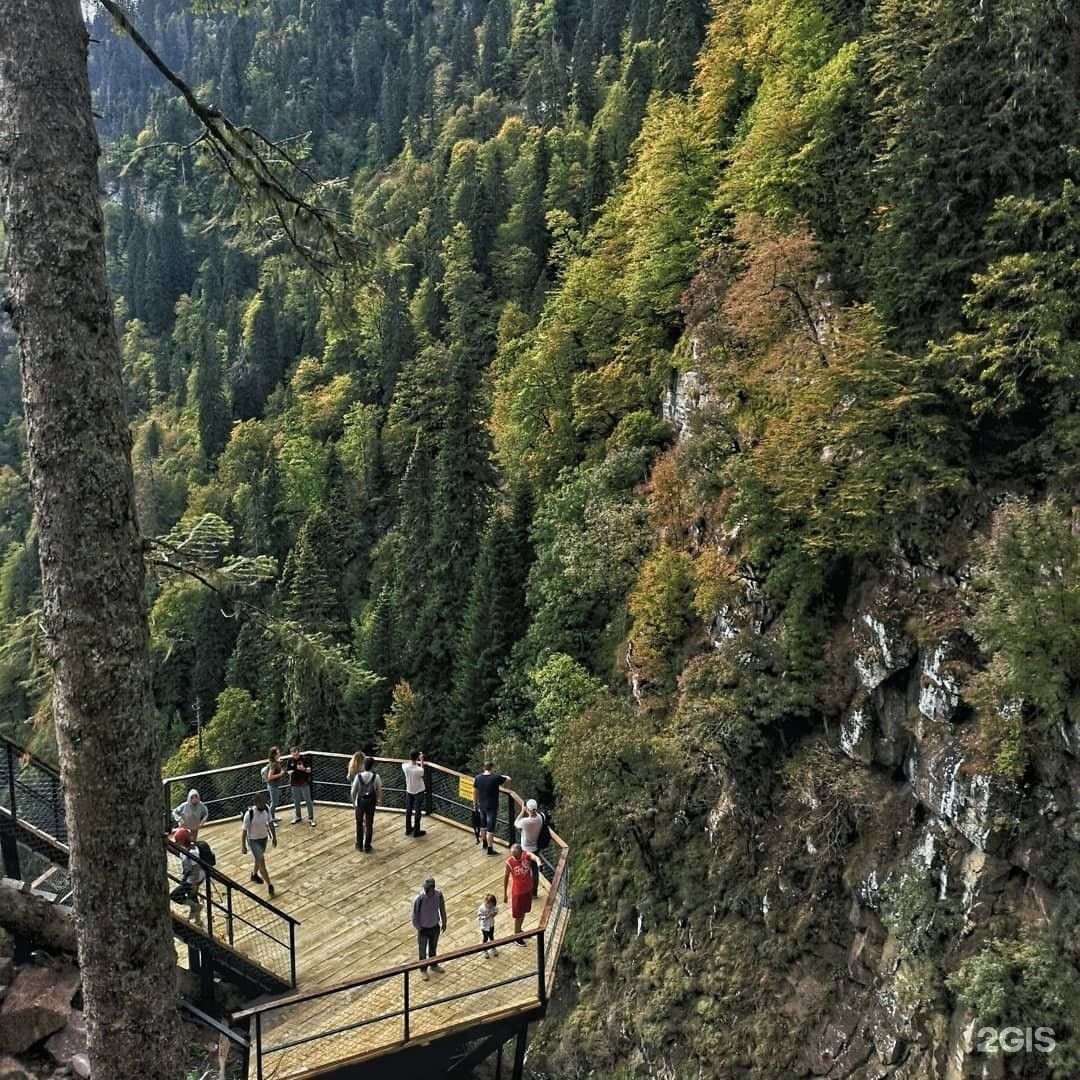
left=242, top=791, right=277, bottom=898
left=514, top=799, right=544, bottom=898
left=402, top=749, right=427, bottom=838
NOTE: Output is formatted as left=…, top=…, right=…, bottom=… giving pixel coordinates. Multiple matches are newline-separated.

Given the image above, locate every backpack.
left=195, top=839, right=216, bottom=867
left=260, top=764, right=270, bottom=783
left=357, top=772, right=378, bottom=807
left=536, top=811, right=552, bottom=850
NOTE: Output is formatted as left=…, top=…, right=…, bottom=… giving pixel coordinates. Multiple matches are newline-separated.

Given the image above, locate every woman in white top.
left=402, top=749, right=427, bottom=838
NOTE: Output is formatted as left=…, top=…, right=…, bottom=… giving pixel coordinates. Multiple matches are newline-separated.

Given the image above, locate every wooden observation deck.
left=163, top=754, right=571, bottom=1079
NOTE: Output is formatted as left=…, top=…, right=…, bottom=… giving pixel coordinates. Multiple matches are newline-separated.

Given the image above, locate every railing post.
left=423, top=763, right=433, bottom=816
left=1, top=743, right=20, bottom=880
left=537, top=930, right=547, bottom=1006
left=163, top=780, right=172, bottom=835
left=200, top=872, right=215, bottom=1004
left=289, top=921, right=297, bottom=988
left=51, top=774, right=62, bottom=842
left=204, top=871, right=214, bottom=939
left=505, top=790, right=514, bottom=845
left=403, top=968, right=410, bottom=1042
left=254, top=1014, right=264, bottom=1080
left=226, top=883, right=234, bottom=946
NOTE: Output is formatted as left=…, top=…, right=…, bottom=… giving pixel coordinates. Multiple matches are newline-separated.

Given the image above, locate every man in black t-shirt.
left=473, top=761, right=510, bottom=855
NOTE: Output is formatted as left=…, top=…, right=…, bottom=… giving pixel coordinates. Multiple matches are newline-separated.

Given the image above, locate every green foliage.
left=931, top=177, right=1080, bottom=484
left=202, top=688, right=262, bottom=767
left=966, top=499, right=1080, bottom=775
left=626, top=547, right=695, bottom=693
left=949, top=929, right=1080, bottom=1073
left=378, top=680, right=427, bottom=758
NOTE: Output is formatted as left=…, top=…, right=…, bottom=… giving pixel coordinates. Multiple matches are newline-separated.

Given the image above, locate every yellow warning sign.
left=458, top=775, right=474, bottom=802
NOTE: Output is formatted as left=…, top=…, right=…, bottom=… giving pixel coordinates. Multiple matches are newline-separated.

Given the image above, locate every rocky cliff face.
left=538, top=374, right=1079, bottom=1080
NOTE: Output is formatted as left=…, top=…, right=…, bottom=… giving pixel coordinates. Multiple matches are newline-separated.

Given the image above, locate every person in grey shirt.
left=411, top=876, right=447, bottom=980
left=514, top=799, right=543, bottom=898
left=172, top=789, right=209, bottom=840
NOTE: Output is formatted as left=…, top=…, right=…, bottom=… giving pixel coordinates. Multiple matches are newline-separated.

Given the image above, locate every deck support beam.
left=512, top=1024, right=528, bottom=1080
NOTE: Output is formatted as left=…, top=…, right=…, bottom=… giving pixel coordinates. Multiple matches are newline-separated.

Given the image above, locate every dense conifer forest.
left=1, top=0, right=1079, bottom=1074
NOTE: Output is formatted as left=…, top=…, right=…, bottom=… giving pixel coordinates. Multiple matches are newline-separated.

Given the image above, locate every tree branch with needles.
left=95, top=0, right=380, bottom=279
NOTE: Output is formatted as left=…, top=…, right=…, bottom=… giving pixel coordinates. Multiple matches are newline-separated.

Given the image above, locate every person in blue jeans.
left=263, top=746, right=285, bottom=820
left=402, top=749, right=427, bottom=837
left=286, top=746, right=316, bottom=826
left=472, top=761, right=510, bottom=855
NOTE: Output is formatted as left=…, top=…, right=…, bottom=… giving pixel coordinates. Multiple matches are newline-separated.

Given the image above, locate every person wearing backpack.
left=169, top=826, right=205, bottom=909
left=242, top=791, right=277, bottom=897
left=262, top=746, right=285, bottom=821
left=351, top=756, right=382, bottom=853
left=514, top=800, right=545, bottom=898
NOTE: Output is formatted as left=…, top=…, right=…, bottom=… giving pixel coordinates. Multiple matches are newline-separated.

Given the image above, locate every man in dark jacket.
left=411, top=876, right=447, bottom=980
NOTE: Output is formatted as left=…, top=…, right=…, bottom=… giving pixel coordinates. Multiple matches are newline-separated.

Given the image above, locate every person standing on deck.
left=503, top=843, right=539, bottom=943
left=263, top=747, right=285, bottom=821
left=287, top=746, right=316, bottom=826
left=172, top=789, right=209, bottom=840
left=473, top=761, right=510, bottom=855
left=514, top=799, right=543, bottom=898
left=241, top=791, right=277, bottom=898
left=402, top=749, right=427, bottom=837
left=477, top=894, right=499, bottom=958
left=351, top=756, right=382, bottom=852
left=412, top=876, right=448, bottom=980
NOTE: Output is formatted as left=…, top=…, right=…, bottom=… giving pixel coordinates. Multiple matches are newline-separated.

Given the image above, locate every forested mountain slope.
left=1, top=0, right=1079, bottom=1075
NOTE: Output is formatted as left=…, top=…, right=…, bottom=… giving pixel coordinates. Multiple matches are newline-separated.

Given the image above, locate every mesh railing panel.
left=0, top=745, right=68, bottom=846
left=167, top=845, right=295, bottom=986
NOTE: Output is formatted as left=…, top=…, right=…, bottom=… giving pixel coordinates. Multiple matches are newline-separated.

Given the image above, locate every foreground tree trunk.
left=0, top=2, right=178, bottom=1076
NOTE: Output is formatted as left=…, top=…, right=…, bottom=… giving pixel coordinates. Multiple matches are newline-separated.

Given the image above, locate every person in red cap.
left=170, top=827, right=205, bottom=908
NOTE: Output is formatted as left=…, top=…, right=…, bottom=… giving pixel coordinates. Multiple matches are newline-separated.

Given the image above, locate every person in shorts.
left=514, top=799, right=544, bottom=898
left=503, top=843, right=539, bottom=943
left=473, top=761, right=509, bottom=855
left=242, top=791, right=277, bottom=898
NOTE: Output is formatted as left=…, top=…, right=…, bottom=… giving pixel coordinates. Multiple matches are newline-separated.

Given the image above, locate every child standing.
left=477, top=894, right=498, bottom=957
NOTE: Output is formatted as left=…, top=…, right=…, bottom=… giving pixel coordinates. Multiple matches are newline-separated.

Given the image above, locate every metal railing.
left=167, top=840, right=299, bottom=989
left=0, top=736, right=299, bottom=995
left=163, top=752, right=571, bottom=1080
left=0, top=738, right=70, bottom=878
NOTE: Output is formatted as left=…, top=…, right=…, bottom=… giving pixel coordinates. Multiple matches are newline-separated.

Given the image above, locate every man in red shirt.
left=503, top=842, right=539, bottom=944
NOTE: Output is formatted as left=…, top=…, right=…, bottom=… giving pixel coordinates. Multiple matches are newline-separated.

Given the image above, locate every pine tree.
left=282, top=510, right=345, bottom=633
left=448, top=491, right=533, bottom=760
left=195, top=330, right=230, bottom=462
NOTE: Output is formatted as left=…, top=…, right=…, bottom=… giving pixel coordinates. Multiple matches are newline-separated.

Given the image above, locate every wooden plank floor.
left=178, top=805, right=550, bottom=1078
